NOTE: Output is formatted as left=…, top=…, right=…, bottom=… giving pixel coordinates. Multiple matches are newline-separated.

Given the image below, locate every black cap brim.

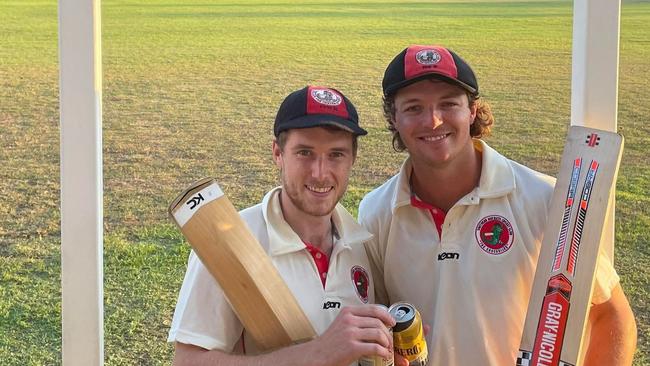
left=274, top=114, right=368, bottom=137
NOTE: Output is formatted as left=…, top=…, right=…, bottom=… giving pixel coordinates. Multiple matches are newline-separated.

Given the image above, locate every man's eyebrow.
left=440, top=91, right=466, bottom=99
left=330, top=146, right=352, bottom=152
left=397, top=97, right=421, bottom=105
left=289, top=144, right=351, bottom=152
left=290, top=143, right=314, bottom=150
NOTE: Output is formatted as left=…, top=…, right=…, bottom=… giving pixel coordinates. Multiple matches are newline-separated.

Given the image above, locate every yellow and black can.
left=388, top=302, right=428, bottom=366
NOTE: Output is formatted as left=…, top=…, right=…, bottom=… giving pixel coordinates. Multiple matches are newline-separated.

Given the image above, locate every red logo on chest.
left=475, top=215, right=515, bottom=255
left=350, top=265, right=369, bottom=303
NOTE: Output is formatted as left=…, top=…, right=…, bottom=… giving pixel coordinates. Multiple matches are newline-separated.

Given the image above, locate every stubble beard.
left=281, top=173, right=343, bottom=218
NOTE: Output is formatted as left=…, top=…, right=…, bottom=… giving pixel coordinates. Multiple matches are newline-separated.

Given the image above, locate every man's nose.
left=428, top=107, right=443, bottom=128
left=311, top=155, right=326, bottom=179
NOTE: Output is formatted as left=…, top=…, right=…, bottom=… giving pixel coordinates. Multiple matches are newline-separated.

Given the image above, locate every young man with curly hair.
left=359, top=44, right=636, bottom=365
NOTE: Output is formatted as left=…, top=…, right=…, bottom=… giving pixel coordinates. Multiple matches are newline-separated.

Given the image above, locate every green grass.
left=1, top=0, right=648, bottom=364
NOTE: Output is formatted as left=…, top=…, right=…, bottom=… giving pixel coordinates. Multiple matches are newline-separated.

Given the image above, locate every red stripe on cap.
left=404, top=45, right=458, bottom=81
left=306, top=86, right=349, bottom=119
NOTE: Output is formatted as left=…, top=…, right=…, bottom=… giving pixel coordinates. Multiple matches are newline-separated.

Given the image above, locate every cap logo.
left=310, top=89, right=342, bottom=106
left=415, top=49, right=441, bottom=65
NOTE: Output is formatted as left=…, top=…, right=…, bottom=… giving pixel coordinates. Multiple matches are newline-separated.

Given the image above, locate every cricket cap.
left=382, top=45, right=479, bottom=97
left=274, top=85, right=367, bottom=137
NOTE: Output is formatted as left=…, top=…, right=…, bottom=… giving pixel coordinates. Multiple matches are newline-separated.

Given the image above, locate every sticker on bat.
left=173, top=182, right=224, bottom=227
left=530, top=274, right=573, bottom=366
left=567, top=160, right=599, bottom=276
left=585, top=134, right=600, bottom=147
left=551, top=158, right=582, bottom=272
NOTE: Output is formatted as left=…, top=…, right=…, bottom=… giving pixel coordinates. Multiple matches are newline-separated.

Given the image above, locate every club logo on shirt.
left=350, top=265, right=369, bottom=303
left=475, top=215, right=515, bottom=255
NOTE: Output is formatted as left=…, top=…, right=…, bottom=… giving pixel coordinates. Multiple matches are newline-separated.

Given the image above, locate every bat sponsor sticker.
left=567, top=160, right=599, bottom=276
left=551, top=158, right=582, bottom=272
left=531, top=274, right=572, bottom=366
left=585, top=133, right=600, bottom=147
left=475, top=215, right=515, bottom=255
left=173, top=182, right=224, bottom=227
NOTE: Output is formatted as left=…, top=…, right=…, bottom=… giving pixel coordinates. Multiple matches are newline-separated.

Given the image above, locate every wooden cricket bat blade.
left=169, top=177, right=316, bottom=351
left=517, top=126, right=623, bottom=366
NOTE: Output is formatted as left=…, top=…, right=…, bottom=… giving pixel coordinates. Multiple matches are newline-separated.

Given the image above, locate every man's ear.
left=469, top=99, right=478, bottom=123
left=272, top=140, right=283, bottom=168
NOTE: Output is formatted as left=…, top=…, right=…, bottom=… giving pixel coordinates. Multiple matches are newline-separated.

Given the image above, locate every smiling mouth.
left=307, top=185, right=333, bottom=193
left=420, top=133, right=450, bottom=142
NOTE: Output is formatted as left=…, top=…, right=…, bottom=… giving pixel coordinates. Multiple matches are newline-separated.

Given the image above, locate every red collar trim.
left=303, top=242, right=330, bottom=288
left=410, top=195, right=445, bottom=238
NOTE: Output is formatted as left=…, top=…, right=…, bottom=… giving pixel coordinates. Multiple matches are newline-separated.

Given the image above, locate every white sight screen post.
left=58, top=0, right=104, bottom=365
left=571, top=0, right=621, bottom=261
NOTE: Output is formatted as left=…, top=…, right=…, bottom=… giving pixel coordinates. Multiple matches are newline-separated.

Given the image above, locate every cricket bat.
left=169, top=177, right=316, bottom=351
left=517, top=126, right=623, bottom=366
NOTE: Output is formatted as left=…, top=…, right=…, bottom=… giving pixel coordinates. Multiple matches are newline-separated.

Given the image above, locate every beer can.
left=388, top=302, right=428, bottom=366
left=358, top=304, right=394, bottom=366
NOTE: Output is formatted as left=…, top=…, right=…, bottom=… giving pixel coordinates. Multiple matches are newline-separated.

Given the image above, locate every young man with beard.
left=359, top=45, right=637, bottom=365
left=169, top=86, right=395, bottom=366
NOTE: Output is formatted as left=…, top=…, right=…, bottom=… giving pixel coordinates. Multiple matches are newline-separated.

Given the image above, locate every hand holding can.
left=358, top=304, right=395, bottom=366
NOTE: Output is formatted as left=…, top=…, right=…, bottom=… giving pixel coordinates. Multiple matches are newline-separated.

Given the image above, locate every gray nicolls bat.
left=517, top=126, right=623, bottom=366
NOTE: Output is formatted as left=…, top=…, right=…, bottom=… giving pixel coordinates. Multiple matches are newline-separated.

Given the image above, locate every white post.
left=571, top=0, right=621, bottom=260
left=58, top=0, right=104, bottom=364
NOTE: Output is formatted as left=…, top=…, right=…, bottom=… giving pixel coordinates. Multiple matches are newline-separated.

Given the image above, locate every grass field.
left=1, top=0, right=648, bottom=364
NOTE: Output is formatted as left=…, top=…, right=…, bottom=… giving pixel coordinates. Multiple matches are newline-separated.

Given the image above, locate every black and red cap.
left=274, top=86, right=367, bottom=137
left=382, top=45, right=479, bottom=97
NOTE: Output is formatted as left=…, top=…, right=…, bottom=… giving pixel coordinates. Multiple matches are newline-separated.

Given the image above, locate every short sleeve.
left=167, top=251, right=243, bottom=351
left=359, top=199, right=389, bottom=306
left=591, top=250, right=620, bottom=305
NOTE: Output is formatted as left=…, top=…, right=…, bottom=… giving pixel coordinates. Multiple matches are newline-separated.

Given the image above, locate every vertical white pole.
left=58, top=0, right=104, bottom=364
left=571, top=0, right=621, bottom=260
